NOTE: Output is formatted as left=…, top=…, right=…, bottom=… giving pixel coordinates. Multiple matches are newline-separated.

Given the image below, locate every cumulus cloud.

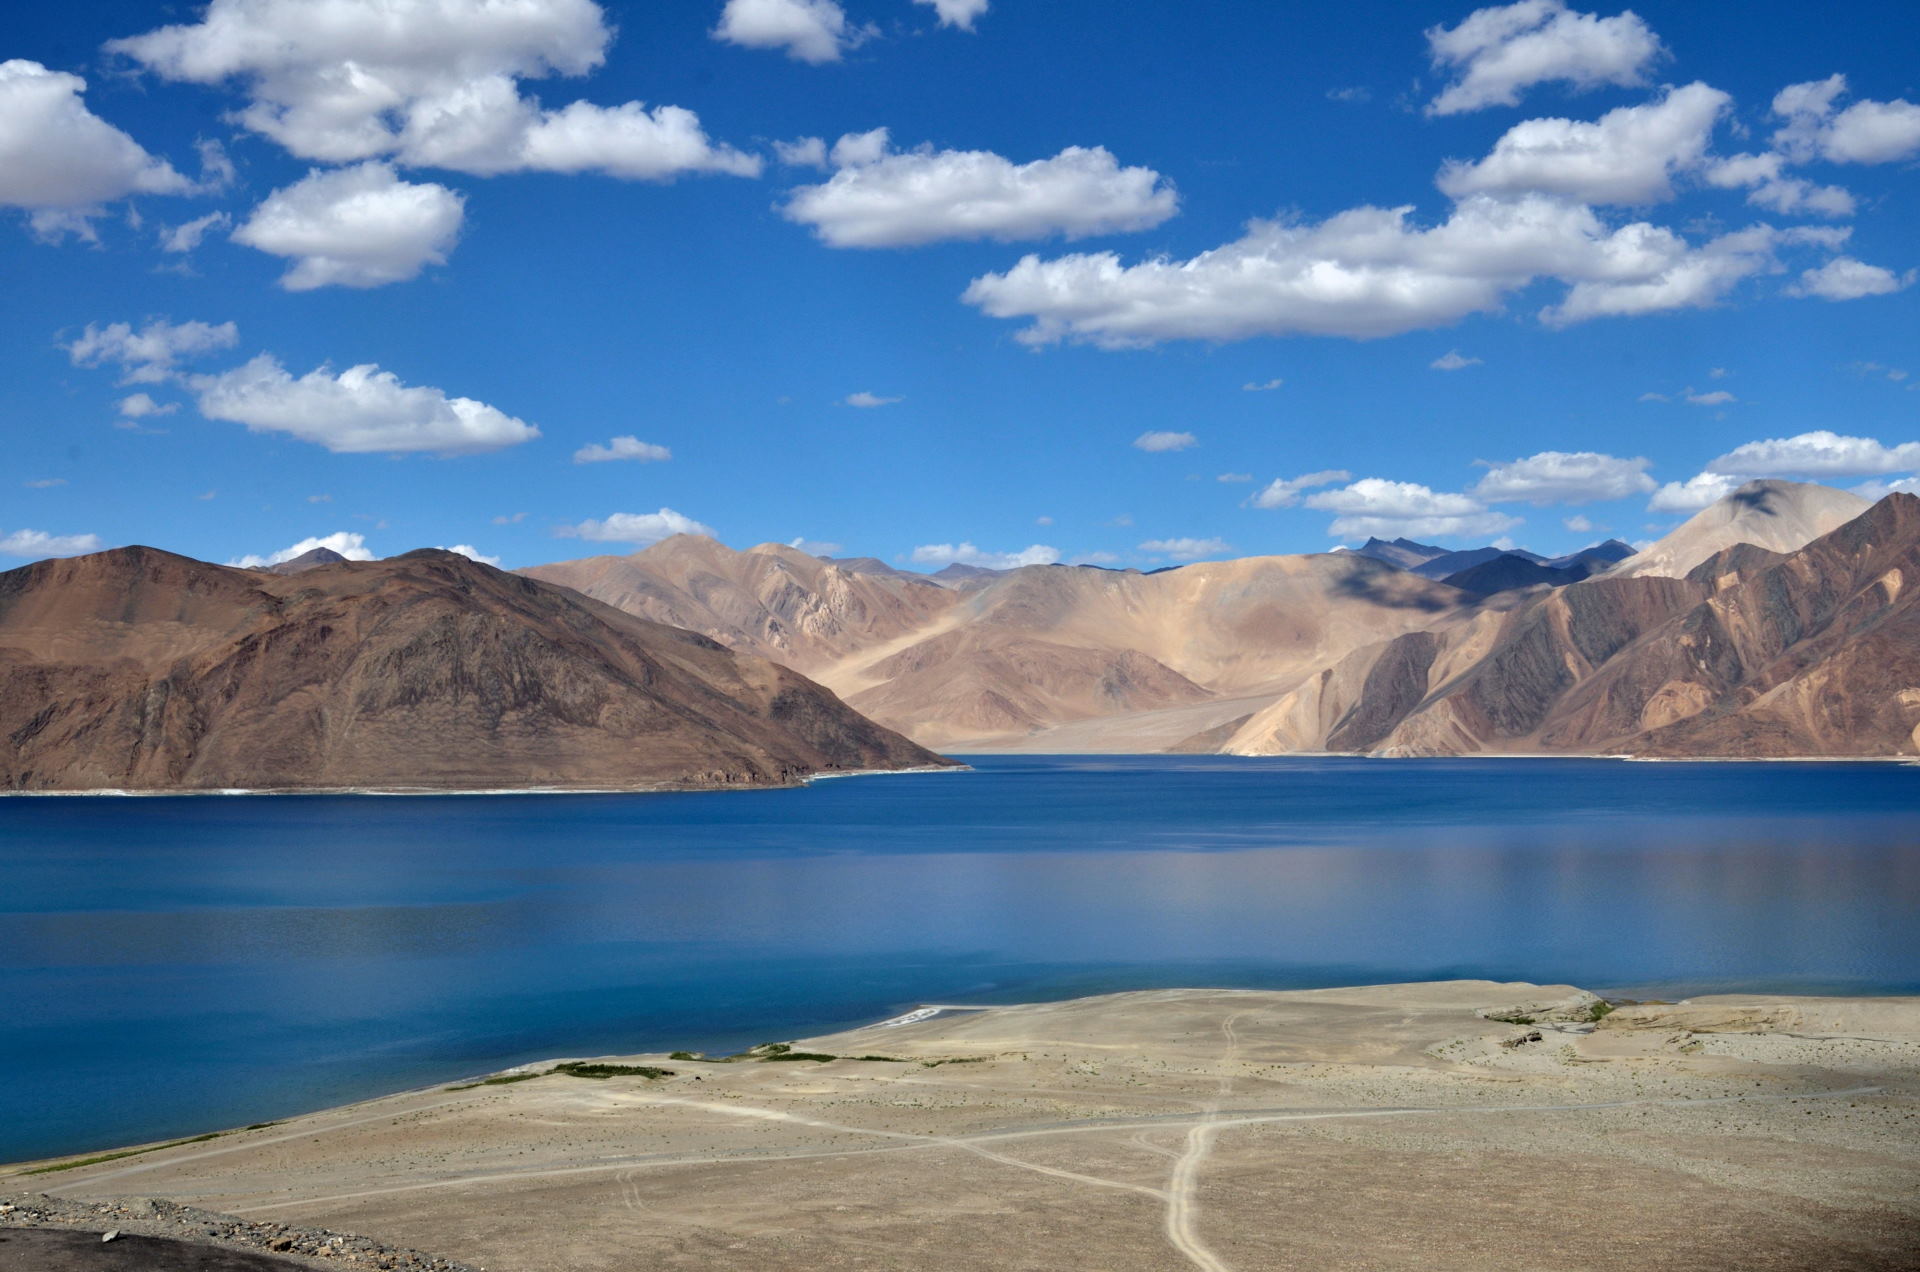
left=1788, top=256, right=1914, bottom=301
left=915, top=0, right=989, bottom=30
left=112, top=0, right=758, bottom=181
left=1707, top=430, right=1920, bottom=478
left=64, top=317, right=239, bottom=383
left=1471, top=450, right=1655, bottom=504
left=1303, top=478, right=1521, bottom=540
left=192, top=355, right=540, bottom=454
left=845, top=391, right=902, bottom=407
left=1563, top=514, right=1596, bottom=532
left=0, top=528, right=105, bottom=558
left=228, top=531, right=374, bottom=569
left=1852, top=476, right=1920, bottom=501
left=1139, top=536, right=1230, bottom=560
left=1431, top=351, right=1482, bottom=371
left=233, top=162, right=465, bottom=290
left=1242, top=378, right=1284, bottom=391
left=1647, top=471, right=1739, bottom=512
left=966, top=195, right=1807, bottom=347
left=1133, top=430, right=1196, bottom=452
left=782, top=130, right=1177, bottom=248
left=437, top=543, right=501, bottom=565
left=558, top=508, right=716, bottom=544
left=773, top=136, right=827, bottom=167
left=1437, top=82, right=1728, bottom=206
left=117, top=392, right=179, bottom=419
left=909, top=542, right=1059, bottom=570
left=1425, top=0, right=1664, bottom=116
left=0, top=60, right=188, bottom=231
left=714, top=0, right=860, bottom=63
left=1772, top=74, right=1920, bottom=166
left=1702, top=152, right=1854, bottom=220
left=160, top=210, right=232, bottom=253
left=572, top=436, right=671, bottom=463
left=1249, top=469, right=1351, bottom=509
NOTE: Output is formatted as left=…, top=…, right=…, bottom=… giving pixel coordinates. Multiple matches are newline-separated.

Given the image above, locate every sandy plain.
left=7, top=981, right=1918, bottom=1271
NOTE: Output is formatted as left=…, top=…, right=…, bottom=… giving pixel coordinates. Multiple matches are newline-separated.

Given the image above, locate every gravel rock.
left=0, top=1194, right=476, bottom=1272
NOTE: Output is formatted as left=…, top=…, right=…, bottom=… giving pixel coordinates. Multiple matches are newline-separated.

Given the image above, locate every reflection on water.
left=2, top=756, right=1916, bottom=1160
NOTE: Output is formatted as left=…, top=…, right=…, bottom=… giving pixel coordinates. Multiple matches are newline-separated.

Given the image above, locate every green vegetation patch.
left=920, top=1057, right=987, bottom=1068
left=668, top=1051, right=702, bottom=1061
left=1586, top=1001, right=1616, bottom=1022
left=553, top=1062, right=676, bottom=1080
left=446, top=1072, right=544, bottom=1091
left=760, top=1051, right=838, bottom=1063
left=24, top=1132, right=225, bottom=1175
left=1486, top=1013, right=1536, bottom=1026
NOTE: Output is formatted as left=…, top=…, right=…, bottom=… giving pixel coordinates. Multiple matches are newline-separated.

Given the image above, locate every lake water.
left=4, top=755, right=1918, bottom=1162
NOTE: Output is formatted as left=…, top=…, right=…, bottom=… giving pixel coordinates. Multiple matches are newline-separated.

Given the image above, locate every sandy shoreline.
left=0, top=764, right=969, bottom=798
left=8, top=980, right=1917, bottom=1271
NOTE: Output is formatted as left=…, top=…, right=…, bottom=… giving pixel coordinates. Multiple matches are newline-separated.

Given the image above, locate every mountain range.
left=0, top=547, right=944, bottom=792
left=3, top=479, right=1910, bottom=789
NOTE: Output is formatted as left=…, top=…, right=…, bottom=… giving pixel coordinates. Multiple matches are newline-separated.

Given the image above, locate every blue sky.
left=3, top=0, right=1917, bottom=572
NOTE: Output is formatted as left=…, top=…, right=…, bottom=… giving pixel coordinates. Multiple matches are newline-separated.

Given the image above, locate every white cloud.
left=1563, top=514, right=1595, bottom=532
left=1773, top=75, right=1920, bottom=166
left=1472, top=450, right=1655, bottom=504
left=1303, top=478, right=1521, bottom=540
left=773, top=135, right=827, bottom=167
left=1217, top=473, right=1253, bottom=483
left=437, top=543, right=501, bottom=565
left=492, top=512, right=528, bottom=524
left=112, top=0, right=757, bottom=181
left=1242, top=378, right=1284, bottom=391
left=1852, top=476, right=1920, bottom=501
left=192, top=355, right=540, bottom=455
left=1788, top=257, right=1914, bottom=301
left=909, top=542, right=1059, bottom=570
left=1431, top=350, right=1482, bottom=371
left=845, top=391, right=902, bottom=408
left=915, top=0, right=989, bottom=30
left=1437, top=83, right=1727, bottom=206
left=1249, top=469, right=1352, bottom=509
left=1425, top=0, right=1664, bottom=116
left=788, top=536, right=843, bottom=555
left=1647, top=471, right=1739, bottom=512
left=117, top=392, right=179, bottom=419
left=1704, top=153, right=1856, bottom=219
left=160, top=210, right=231, bottom=253
left=714, top=0, right=859, bottom=63
left=1847, top=361, right=1909, bottom=383
left=1034, top=515, right=1053, bottom=525
left=233, top=162, right=465, bottom=290
left=24, top=478, right=68, bottom=488
left=64, top=318, right=239, bottom=383
left=0, top=60, right=187, bottom=226
left=572, top=436, right=671, bottom=463
left=966, top=195, right=1810, bottom=347
left=0, top=528, right=104, bottom=558
left=1133, top=430, right=1197, bottom=453
left=1139, top=536, right=1230, bottom=560
left=783, top=131, right=1177, bottom=248
left=1707, top=430, right=1920, bottom=478
left=1684, top=388, right=1735, bottom=405
left=559, top=508, right=716, bottom=544
left=229, top=531, right=374, bottom=569
left=1071, top=551, right=1122, bottom=566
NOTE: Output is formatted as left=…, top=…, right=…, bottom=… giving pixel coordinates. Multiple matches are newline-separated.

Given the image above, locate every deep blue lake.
left=4, top=755, right=1918, bottom=1162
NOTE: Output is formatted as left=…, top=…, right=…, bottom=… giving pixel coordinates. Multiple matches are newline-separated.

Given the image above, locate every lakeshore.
left=7, top=981, right=1918, bottom=1271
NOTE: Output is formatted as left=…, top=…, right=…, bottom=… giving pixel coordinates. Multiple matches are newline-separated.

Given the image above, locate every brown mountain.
left=1607, top=478, right=1868, bottom=579
left=523, top=538, right=1472, bottom=750
left=1220, top=493, right=1920, bottom=758
left=0, top=546, right=948, bottom=792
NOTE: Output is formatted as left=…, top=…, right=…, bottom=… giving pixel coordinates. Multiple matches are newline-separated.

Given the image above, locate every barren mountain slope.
left=524, top=539, right=1473, bottom=750
left=1224, top=493, right=1920, bottom=758
left=824, top=553, right=1470, bottom=748
left=519, top=536, right=959, bottom=670
left=1609, top=478, right=1869, bottom=579
left=0, top=546, right=947, bottom=791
